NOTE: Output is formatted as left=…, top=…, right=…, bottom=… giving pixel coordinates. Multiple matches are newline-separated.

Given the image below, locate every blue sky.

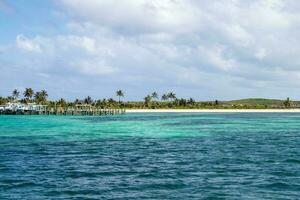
left=1, top=0, right=300, bottom=100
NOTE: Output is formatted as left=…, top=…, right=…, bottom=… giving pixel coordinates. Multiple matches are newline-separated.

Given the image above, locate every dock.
left=0, top=108, right=126, bottom=116
left=0, top=103, right=126, bottom=116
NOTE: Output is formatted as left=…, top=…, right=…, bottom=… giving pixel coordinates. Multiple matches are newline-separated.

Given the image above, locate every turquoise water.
left=0, top=113, right=300, bottom=199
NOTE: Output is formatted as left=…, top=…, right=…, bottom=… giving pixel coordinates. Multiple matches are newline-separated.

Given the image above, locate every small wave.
left=284, top=158, right=300, bottom=164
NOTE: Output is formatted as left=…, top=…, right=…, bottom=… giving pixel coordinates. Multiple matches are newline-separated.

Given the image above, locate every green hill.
left=225, top=98, right=283, bottom=105
left=223, top=98, right=300, bottom=108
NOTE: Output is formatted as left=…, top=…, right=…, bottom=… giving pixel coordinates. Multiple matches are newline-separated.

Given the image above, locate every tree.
left=84, top=96, right=93, bottom=104
left=58, top=98, right=67, bottom=107
left=41, top=90, right=48, bottom=100
left=12, top=89, right=20, bottom=100
left=108, top=98, right=116, bottom=107
left=74, top=98, right=81, bottom=105
left=161, top=94, right=168, bottom=101
left=187, top=98, right=195, bottom=105
left=283, top=97, right=291, bottom=108
left=215, top=100, right=219, bottom=105
left=144, top=95, right=152, bottom=107
left=24, top=88, right=34, bottom=102
left=0, top=97, right=7, bottom=105
left=178, top=98, right=187, bottom=107
left=7, top=96, right=14, bottom=102
left=34, top=92, right=42, bottom=104
left=101, top=98, right=108, bottom=107
left=108, top=98, right=115, bottom=104
left=34, top=90, right=48, bottom=104
left=167, top=92, right=176, bottom=101
left=116, top=90, right=124, bottom=103
left=95, top=99, right=102, bottom=107
left=151, top=92, right=158, bottom=100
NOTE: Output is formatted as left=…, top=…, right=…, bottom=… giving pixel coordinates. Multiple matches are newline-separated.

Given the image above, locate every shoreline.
left=126, top=109, right=300, bottom=113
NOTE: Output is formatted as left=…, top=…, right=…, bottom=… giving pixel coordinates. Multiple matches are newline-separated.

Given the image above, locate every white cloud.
left=60, top=0, right=204, bottom=34
left=16, top=35, right=41, bottom=52
left=71, top=59, right=117, bottom=75
left=255, top=48, right=267, bottom=60
left=57, top=35, right=96, bottom=54
left=13, top=34, right=118, bottom=77
left=4, top=0, right=300, bottom=99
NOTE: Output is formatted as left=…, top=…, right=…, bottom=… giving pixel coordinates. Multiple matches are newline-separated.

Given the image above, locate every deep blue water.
left=0, top=113, right=300, bottom=199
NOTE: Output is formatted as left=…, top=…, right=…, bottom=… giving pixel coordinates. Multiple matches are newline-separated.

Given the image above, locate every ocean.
left=1, top=113, right=300, bottom=199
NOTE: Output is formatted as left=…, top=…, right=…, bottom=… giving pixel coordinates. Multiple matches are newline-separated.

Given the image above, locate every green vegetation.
left=0, top=89, right=299, bottom=109
left=116, top=90, right=124, bottom=103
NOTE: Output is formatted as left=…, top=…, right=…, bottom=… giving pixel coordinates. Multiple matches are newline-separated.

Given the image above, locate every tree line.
left=0, top=88, right=295, bottom=109
left=0, top=88, right=48, bottom=104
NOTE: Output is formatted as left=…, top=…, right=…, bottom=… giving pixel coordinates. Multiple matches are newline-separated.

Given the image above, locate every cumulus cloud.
left=56, top=36, right=97, bottom=54
left=58, top=0, right=300, bottom=71
left=71, top=59, right=117, bottom=75
left=60, top=0, right=203, bottom=34
left=3, top=0, right=300, bottom=99
left=16, top=35, right=41, bottom=52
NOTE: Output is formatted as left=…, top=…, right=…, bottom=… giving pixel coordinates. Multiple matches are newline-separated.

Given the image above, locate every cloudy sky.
left=1, top=0, right=300, bottom=100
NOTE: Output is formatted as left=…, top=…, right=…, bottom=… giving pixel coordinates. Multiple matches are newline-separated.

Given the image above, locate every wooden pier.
left=0, top=108, right=126, bottom=116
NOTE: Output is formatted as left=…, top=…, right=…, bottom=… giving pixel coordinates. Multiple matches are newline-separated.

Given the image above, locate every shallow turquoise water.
left=0, top=113, right=300, bottom=199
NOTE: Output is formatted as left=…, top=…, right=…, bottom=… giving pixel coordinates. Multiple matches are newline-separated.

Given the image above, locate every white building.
left=0, top=103, right=47, bottom=112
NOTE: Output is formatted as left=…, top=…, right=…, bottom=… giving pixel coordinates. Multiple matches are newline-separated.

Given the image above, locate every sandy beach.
left=127, top=109, right=300, bottom=113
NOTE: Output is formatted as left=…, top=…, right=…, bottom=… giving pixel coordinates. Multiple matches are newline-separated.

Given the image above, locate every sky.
left=1, top=0, right=300, bottom=101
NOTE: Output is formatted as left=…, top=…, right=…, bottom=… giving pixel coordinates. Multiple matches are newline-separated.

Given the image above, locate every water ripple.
left=0, top=113, right=300, bottom=199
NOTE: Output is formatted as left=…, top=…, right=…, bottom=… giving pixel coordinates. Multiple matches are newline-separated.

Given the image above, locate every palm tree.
left=24, top=88, right=34, bottom=102
left=108, top=98, right=115, bottom=104
left=0, top=97, right=7, bottom=105
left=12, top=89, right=20, bottom=101
left=151, top=92, right=158, bottom=100
left=215, top=100, right=219, bottom=106
left=34, top=92, right=42, bottom=104
left=102, top=98, right=107, bottom=107
left=187, top=98, right=195, bottom=105
left=40, top=90, right=48, bottom=104
left=41, top=90, right=48, bottom=100
left=283, top=97, right=291, bottom=108
left=116, top=90, right=124, bottom=103
left=34, top=90, right=48, bottom=104
left=161, top=94, right=168, bottom=101
left=167, top=92, right=176, bottom=101
left=7, top=96, right=14, bottom=102
left=84, top=96, right=93, bottom=104
left=144, top=95, right=152, bottom=107
left=74, top=98, right=81, bottom=105
left=58, top=98, right=67, bottom=107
